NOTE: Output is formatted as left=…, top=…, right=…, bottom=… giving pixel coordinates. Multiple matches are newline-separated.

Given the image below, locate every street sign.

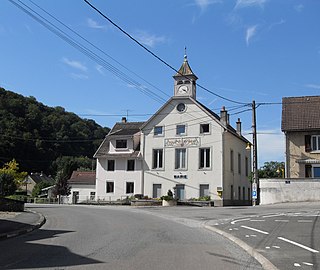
left=252, top=190, right=257, bottom=199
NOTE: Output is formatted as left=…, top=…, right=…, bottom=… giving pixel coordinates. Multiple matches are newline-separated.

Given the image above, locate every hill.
left=0, top=87, right=109, bottom=174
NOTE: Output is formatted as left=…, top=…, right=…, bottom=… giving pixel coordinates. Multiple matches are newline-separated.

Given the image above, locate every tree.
left=258, top=161, right=285, bottom=178
left=0, top=173, right=17, bottom=196
left=0, top=159, right=27, bottom=188
left=53, top=170, right=71, bottom=204
left=32, top=180, right=52, bottom=197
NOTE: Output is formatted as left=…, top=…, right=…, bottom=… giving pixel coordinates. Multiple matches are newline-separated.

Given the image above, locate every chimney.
left=121, top=117, right=127, bottom=123
left=220, top=106, right=229, bottom=126
left=236, top=118, right=242, bottom=136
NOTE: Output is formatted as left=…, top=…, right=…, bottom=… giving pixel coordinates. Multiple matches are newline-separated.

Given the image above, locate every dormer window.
left=184, top=80, right=190, bottom=84
left=177, top=80, right=183, bottom=85
left=116, top=139, right=127, bottom=149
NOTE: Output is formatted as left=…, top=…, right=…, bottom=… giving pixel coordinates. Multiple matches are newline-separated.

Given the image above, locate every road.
left=137, top=202, right=320, bottom=270
left=0, top=204, right=262, bottom=270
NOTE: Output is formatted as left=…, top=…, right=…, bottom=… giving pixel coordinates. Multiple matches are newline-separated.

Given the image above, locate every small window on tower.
left=177, top=80, right=183, bottom=85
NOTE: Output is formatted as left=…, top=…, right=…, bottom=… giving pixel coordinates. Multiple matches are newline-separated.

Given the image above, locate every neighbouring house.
left=282, top=96, right=320, bottom=178
left=66, top=171, right=96, bottom=204
left=94, top=120, right=144, bottom=201
left=94, top=55, right=252, bottom=206
left=23, top=172, right=55, bottom=196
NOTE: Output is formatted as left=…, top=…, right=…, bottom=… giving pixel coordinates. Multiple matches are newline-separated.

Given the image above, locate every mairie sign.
left=165, top=137, right=200, bottom=148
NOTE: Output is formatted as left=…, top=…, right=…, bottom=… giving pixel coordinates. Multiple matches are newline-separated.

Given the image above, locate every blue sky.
left=1, top=0, right=320, bottom=166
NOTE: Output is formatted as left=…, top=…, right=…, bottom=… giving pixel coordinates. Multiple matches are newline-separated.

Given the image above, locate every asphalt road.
left=0, top=204, right=262, bottom=270
left=137, top=202, right=320, bottom=270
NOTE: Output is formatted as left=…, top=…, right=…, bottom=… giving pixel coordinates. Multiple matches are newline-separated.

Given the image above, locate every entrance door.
left=153, top=184, right=162, bottom=198
left=72, top=191, right=79, bottom=204
left=176, top=184, right=185, bottom=200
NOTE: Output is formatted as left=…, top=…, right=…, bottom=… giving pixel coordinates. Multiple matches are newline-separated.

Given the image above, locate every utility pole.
left=252, top=100, right=258, bottom=206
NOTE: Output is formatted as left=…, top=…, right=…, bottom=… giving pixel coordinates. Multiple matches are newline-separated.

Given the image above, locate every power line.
left=83, top=0, right=250, bottom=106
left=9, top=0, right=167, bottom=105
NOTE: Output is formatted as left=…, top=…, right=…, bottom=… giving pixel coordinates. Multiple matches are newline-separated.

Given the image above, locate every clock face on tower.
left=178, top=85, right=189, bottom=94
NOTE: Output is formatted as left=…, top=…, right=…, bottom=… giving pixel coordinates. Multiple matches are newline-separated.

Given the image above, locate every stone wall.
left=0, top=198, right=25, bottom=212
left=259, top=178, right=320, bottom=205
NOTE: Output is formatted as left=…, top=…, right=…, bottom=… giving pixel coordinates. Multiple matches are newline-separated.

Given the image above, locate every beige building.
left=282, top=96, right=320, bottom=178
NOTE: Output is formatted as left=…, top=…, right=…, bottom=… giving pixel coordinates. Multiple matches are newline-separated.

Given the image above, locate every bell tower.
left=173, top=51, right=198, bottom=99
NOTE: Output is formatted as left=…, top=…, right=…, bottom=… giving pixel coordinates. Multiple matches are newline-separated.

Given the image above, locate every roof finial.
left=184, top=46, right=187, bottom=61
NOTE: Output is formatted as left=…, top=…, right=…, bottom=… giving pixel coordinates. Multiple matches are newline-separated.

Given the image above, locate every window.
left=154, top=126, right=163, bottom=136
left=245, top=157, right=249, bottom=177
left=199, top=148, right=210, bottom=169
left=152, top=149, right=163, bottom=169
left=313, top=167, right=320, bottom=178
left=126, top=182, right=134, bottom=194
left=175, top=148, right=186, bottom=169
left=116, top=139, right=127, bottom=149
left=200, top=123, right=210, bottom=134
left=230, top=150, right=234, bottom=172
left=176, top=125, right=186, bottom=135
left=238, top=186, right=241, bottom=200
left=238, top=153, right=241, bottom=174
left=106, top=181, right=114, bottom=193
left=305, top=165, right=312, bottom=178
left=90, top=192, right=95, bottom=201
left=107, top=160, right=115, bottom=171
left=312, top=135, right=320, bottom=151
left=127, top=160, right=135, bottom=171
left=243, top=187, right=245, bottom=201
left=200, top=184, right=209, bottom=197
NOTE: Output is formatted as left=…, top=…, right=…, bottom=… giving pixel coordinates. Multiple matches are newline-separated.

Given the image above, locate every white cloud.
left=246, top=25, right=258, bottom=46
left=96, top=65, right=105, bottom=75
left=194, top=0, right=222, bottom=11
left=268, top=19, right=285, bottom=31
left=294, top=4, right=304, bottom=12
left=62, top=58, right=87, bottom=72
left=87, top=18, right=108, bottom=30
left=134, top=30, right=167, bottom=47
left=305, top=84, right=320, bottom=90
left=70, top=73, right=89, bottom=80
left=235, top=0, right=267, bottom=9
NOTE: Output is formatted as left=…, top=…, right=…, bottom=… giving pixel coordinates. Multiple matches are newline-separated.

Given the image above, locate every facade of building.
left=94, top=55, right=252, bottom=206
left=94, top=121, right=144, bottom=201
left=66, top=171, right=96, bottom=204
left=282, top=96, right=320, bottom=178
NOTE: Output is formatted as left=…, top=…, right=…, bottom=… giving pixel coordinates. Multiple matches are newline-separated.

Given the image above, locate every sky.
left=1, top=0, right=320, bottom=167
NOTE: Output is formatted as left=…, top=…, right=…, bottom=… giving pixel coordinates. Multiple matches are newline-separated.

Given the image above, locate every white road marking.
left=266, top=246, right=270, bottom=249
left=262, top=214, right=284, bottom=218
left=250, top=234, right=257, bottom=237
left=241, top=225, right=269, bottom=235
left=278, top=237, right=319, bottom=253
left=245, top=235, right=250, bottom=238
left=294, top=262, right=301, bottom=267
left=231, top=218, right=250, bottom=225
left=272, top=246, right=280, bottom=249
left=297, top=220, right=312, bottom=223
left=302, top=262, right=313, bottom=266
left=275, top=220, right=289, bottom=222
left=250, top=219, right=265, bottom=222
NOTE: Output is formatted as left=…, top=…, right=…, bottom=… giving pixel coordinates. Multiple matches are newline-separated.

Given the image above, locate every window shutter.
left=305, top=135, right=311, bottom=152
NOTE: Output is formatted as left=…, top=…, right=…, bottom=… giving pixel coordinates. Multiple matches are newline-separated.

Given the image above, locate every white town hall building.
left=94, top=55, right=252, bottom=206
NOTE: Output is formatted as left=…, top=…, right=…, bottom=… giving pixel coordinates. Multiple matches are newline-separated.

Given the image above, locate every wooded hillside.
left=0, top=87, right=109, bottom=174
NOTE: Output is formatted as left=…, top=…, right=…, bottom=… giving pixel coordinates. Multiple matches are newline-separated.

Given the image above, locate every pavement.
left=0, top=209, right=46, bottom=240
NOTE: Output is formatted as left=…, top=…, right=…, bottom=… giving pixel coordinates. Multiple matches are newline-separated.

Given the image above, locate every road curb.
left=0, top=210, right=46, bottom=240
left=204, top=225, right=279, bottom=270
